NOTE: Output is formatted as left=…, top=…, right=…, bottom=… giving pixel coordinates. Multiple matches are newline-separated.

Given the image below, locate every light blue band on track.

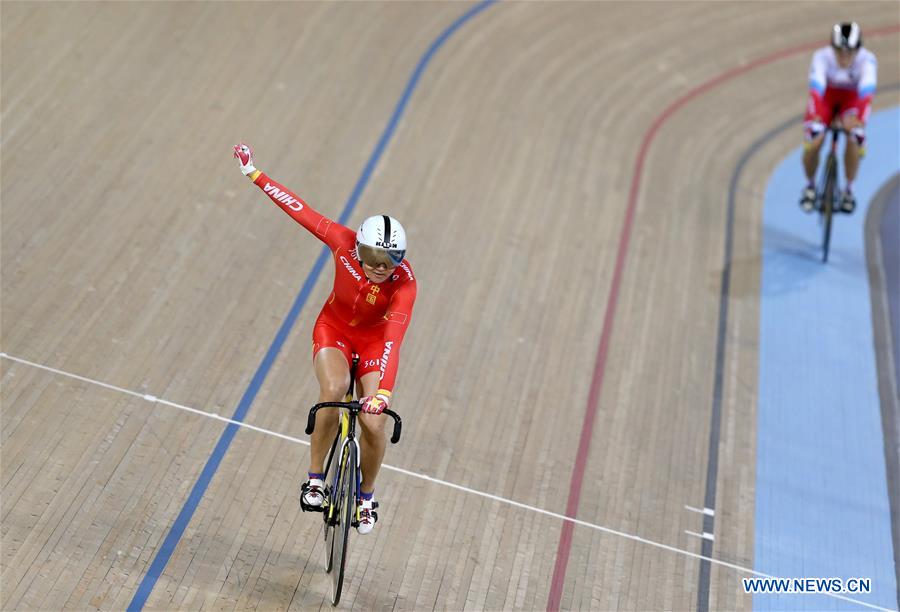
left=755, top=107, right=900, bottom=611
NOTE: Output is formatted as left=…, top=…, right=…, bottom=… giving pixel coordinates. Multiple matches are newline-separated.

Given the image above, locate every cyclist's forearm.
left=376, top=342, right=401, bottom=393
left=806, top=89, right=827, bottom=121
left=854, top=93, right=873, bottom=122
left=251, top=171, right=339, bottom=245
left=379, top=316, right=414, bottom=392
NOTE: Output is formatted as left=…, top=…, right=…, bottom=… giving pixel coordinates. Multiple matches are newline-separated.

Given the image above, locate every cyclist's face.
left=362, top=261, right=394, bottom=283
left=835, top=48, right=856, bottom=68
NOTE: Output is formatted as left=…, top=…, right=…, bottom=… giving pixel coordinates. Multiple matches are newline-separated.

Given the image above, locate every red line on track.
left=546, top=24, right=900, bottom=611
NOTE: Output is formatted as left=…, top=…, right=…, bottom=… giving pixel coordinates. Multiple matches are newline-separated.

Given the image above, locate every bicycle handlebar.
left=306, top=401, right=402, bottom=444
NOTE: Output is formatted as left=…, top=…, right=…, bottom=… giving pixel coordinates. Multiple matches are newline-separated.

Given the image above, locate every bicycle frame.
left=323, top=409, right=360, bottom=526
left=309, top=401, right=402, bottom=524
left=816, top=121, right=843, bottom=263
left=822, top=126, right=841, bottom=194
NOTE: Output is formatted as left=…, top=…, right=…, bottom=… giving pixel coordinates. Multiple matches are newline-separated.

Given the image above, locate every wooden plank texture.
left=2, top=1, right=898, bottom=609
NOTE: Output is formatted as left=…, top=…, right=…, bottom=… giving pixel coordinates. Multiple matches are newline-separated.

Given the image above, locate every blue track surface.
left=755, top=107, right=900, bottom=611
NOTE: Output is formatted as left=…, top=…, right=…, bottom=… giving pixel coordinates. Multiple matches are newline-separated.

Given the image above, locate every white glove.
left=233, top=143, right=257, bottom=176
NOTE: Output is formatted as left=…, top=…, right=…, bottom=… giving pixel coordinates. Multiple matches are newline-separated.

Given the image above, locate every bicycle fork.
left=327, top=414, right=361, bottom=526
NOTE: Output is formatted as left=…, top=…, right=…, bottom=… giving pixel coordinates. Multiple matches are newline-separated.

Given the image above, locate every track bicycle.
left=304, top=358, right=402, bottom=606
left=814, top=118, right=846, bottom=263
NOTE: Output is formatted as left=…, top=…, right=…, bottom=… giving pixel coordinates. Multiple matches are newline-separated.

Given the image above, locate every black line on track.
left=696, top=112, right=802, bottom=612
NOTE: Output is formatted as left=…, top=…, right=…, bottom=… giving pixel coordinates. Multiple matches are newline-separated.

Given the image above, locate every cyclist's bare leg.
left=357, top=371, right=388, bottom=494
left=309, top=348, right=350, bottom=474
left=844, top=137, right=860, bottom=183
left=841, top=113, right=864, bottom=185
left=803, top=133, right=825, bottom=182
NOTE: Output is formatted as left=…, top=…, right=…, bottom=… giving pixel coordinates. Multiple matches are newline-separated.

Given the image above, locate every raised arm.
left=233, top=143, right=350, bottom=249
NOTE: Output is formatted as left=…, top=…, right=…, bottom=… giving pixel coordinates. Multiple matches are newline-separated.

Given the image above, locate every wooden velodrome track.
left=2, top=2, right=898, bottom=610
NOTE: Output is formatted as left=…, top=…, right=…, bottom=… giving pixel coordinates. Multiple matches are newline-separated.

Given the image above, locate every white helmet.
left=831, top=22, right=862, bottom=50
left=356, top=214, right=407, bottom=267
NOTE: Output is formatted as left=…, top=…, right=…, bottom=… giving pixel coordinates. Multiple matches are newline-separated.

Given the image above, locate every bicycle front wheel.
left=330, top=443, right=357, bottom=606
left=322, top=433, right=339, bottom=574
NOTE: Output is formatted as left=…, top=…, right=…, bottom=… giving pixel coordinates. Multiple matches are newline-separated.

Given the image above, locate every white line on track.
left=0, top=352, right=891, bottom=612
left=685, top=504, right=715, bottom=516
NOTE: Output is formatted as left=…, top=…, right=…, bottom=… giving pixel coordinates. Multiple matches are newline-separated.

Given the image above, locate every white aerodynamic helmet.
left=831, top=22, right=862, bottom=50
left=356, top=214, right=407, bottom=267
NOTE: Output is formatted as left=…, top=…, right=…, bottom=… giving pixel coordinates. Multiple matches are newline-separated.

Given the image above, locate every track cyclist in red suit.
left=800, top=22, right=877, bottom=214
left=234, top=143, right=416, bottom=535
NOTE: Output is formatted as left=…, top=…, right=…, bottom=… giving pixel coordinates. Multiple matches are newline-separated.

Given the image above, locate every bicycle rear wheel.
left=329, top=443, right=357, bottom=606
left=820, top=153, right=837, bottom=263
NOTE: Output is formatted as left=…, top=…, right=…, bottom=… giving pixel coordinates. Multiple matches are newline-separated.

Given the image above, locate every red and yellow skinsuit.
left=250, top=171, right=416, bottom=393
